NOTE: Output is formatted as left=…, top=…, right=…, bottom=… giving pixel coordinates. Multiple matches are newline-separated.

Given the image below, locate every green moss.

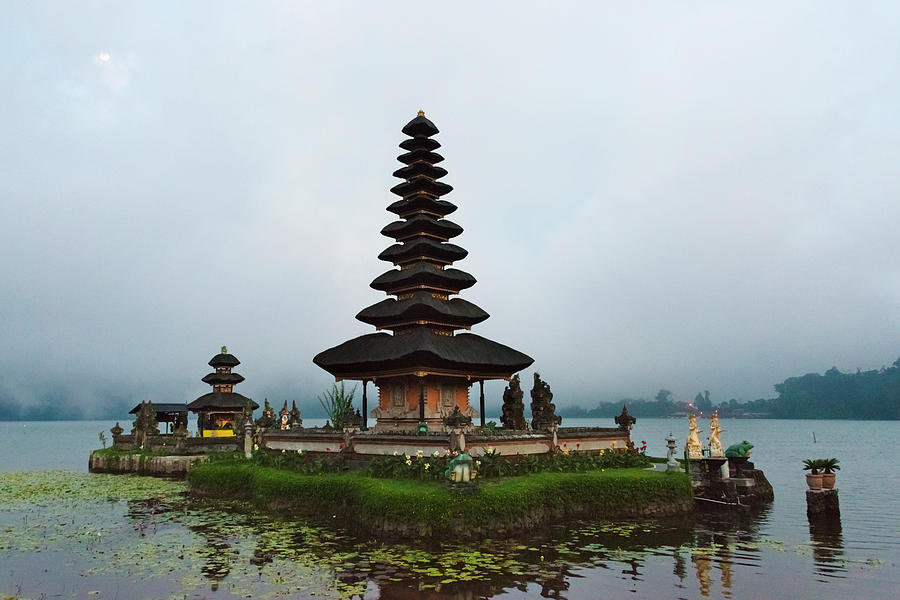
left=187, top=463, right=693, bottom=536
left=91, top=447, right=170, bottom=458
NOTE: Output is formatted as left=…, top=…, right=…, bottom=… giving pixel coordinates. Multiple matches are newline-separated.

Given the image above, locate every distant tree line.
left=561, top=357, right=900, bottom=420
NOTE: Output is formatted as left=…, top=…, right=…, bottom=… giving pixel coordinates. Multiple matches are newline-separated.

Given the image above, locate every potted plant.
left=820, top=458, right=840, bottom=489
left=803, top=458, right=823, bottom=490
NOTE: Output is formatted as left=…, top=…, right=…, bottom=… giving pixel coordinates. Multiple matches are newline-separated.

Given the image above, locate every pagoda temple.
left=314, top=112, right=533, bottom=432
left=187, top=346, right=258, bottom=437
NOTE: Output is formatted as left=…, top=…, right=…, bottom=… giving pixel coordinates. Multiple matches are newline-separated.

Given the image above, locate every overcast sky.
left=2, top=1, right=900, bottom=418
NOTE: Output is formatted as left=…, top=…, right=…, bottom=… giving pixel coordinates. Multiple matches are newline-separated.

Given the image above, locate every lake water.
left=1, top=418, right=898, bottom=599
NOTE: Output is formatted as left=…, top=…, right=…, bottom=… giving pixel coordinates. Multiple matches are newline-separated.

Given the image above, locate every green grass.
left=187, top=462, right=693, bottom=536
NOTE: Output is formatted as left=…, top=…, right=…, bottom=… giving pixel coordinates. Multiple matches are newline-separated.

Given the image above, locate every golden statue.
left=685, top=413, right=703, bottom=459
left=709, top=411, right=724, bottom=457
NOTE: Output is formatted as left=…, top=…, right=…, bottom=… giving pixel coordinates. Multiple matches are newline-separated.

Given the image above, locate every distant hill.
left=561, top=357, right=900, bottom=420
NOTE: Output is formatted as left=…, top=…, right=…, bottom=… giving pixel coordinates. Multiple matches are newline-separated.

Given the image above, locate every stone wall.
left=112, top=433, right=238, bottom=455
left=89, top=451, right=207, bottom=476
left=261, top=426, right=631, bottom=458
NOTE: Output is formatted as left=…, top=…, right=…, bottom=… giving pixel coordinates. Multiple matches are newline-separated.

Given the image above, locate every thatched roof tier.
left=378, top=237, right=468, bottom=265
left=201, top=372, right=245, bottom=386
left=208, top=353, right=240, bottom=368
left=369, top=262, right=476, bottom=294
left=313, top=329, right=533, bottom=380
left=187, top=392, right=257, bottom=411
left=386, top=194, right=457, bottom=218
left=381, top=215, right=463, bottom=241
left=356, top=292, right=489, bottom=330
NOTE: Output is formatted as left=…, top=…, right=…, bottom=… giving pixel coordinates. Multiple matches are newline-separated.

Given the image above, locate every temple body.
left=187, top=347, right=258, bottom=437
left=314, top=113, right=533, bottom=431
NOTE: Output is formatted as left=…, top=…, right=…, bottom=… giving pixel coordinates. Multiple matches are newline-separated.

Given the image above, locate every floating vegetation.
left=0, top=470, right=883, bottom=599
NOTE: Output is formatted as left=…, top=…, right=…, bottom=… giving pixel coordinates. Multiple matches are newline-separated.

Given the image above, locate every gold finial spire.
left=417, top=109, right=425, bottom=117
left=221, top=345, right=227, bottom=354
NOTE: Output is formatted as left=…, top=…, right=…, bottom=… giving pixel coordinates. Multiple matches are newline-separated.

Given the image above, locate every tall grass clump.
left=318, top=382, right=357, bottom=429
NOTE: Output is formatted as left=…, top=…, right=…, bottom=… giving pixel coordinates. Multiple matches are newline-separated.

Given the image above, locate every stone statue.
left=725, top=440, right=753, bottom=458
left=530, top=373, right=562, bottom=431
left=255, top=398, right=276, bottom=430
left=279, top=401, right=290, bottom=430
left=615, top=405, right=636, bottom=431
left=685, top=413, right=703, bottom=459
left=444, top=452, right=475, bottom=483
left=443, top=405, right=473, bottom=429
left=131, top=401, right=159, bottom=450
left=345, top=408, right=364, bottom=429
left=500, top=374, right=527, bottom=430
left=708, top=411, right=724, bottom=457
left=232, top=400, right=254, bottom=436
left=289, top=401, right=303, bottom=429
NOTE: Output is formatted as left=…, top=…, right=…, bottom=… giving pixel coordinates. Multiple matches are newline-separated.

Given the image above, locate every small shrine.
left=128, top=402, right=187, bottom=434
left=314, top=112, right=534, bottom=432
left=187, top=346, right=259, bottom=437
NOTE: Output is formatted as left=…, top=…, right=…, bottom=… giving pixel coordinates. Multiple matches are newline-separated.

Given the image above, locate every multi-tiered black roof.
left=187, top=348, right=258, bottom=411
left=314, top=112, right=533, bottom=380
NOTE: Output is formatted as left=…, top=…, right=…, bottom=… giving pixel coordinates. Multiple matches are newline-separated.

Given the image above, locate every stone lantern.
left=665, top=433, right=680, bottom=472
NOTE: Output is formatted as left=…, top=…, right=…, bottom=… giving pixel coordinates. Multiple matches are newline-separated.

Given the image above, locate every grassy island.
left=187, top=461, right=693, bottom=539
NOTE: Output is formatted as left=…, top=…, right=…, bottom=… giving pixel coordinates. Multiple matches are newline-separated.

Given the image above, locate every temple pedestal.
left=807, top=489, right=840, bottom=518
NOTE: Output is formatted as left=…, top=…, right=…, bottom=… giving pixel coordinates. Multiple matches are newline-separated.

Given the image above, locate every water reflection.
left=808, top=517, right=845, bottom=579
left=111, top=493, right=864, bottom=599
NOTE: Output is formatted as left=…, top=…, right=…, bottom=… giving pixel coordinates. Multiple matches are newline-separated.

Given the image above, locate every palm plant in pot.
left=820, top=458, right=840, bottom=489
left=803, top=458, right=824, bottom=490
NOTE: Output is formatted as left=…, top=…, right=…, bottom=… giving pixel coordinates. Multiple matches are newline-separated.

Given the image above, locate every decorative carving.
left=232, top=400, right=255, bottom=435
left=255, top=398, right=276, bottom=430
left=289, top=401, right=303, bottom=429
left=279, top=401, right=290, bottom=430
left=500, top=374, right=527, bottom=430
left=685, top=413, right=703, bottom=459
left=708, top=411, right=724, bottom=457
left=131, top=401, right=159, bottom=449
left=615, top=405, right=636, bottom=431
left=110, top=422, right=124, bottom=438
left=443, top=405, right=472, bottom=429
left=345, top=408, right=364, bottom=428
left=391, top=383, right=408, bottom=418
left=530, top=373, right=561, bottom=431
left=172, top=412, right=188, bottom=437
left=439, top=384, right=456, bottom=418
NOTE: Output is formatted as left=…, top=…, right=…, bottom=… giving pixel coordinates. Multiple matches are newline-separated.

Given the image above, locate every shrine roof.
left=201, top=372, right=246, bottom=385
left=208, top=353, right=240, bottom=368
left=128, top=403, right=188, bottom=414
left=187, top=392, right=258, bottom=411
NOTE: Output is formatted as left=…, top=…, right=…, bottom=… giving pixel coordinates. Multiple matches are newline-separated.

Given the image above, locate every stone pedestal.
left=807, top=489, right=840, bottom=518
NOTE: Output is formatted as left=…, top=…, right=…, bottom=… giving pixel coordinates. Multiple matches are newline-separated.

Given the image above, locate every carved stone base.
left=372, top=417, right=446, bottom=433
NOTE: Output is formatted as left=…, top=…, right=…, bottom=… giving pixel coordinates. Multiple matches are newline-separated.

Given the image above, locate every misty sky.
left=2, top=2, right=900, bottom=418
